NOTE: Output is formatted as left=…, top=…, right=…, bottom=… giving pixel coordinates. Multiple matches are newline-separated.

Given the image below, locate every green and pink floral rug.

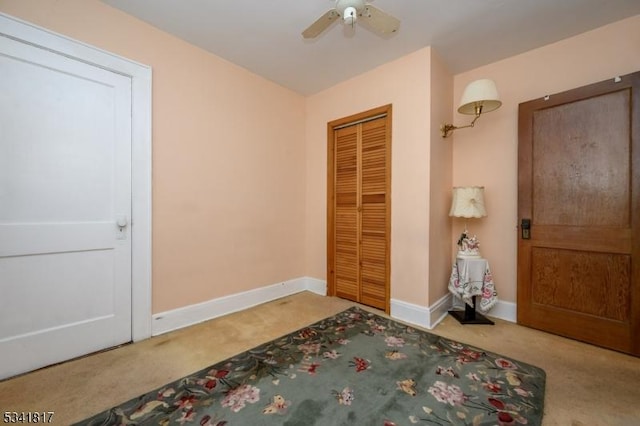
left=76, top=307, right=545, bottom=425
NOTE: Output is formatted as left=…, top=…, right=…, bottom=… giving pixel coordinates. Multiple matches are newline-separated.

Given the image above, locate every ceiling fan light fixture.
left=302, top=0, right=400, bottom=39
left=343, top=6, right=357, bottom=25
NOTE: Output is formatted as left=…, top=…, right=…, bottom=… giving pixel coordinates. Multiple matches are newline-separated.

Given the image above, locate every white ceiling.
left=101, top=0, right=640, bottom=96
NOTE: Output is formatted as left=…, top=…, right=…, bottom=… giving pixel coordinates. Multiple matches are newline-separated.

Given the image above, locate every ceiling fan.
left=302, top=0, right=400, bottom=39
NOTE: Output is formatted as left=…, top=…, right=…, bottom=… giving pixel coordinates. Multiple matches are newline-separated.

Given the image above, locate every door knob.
left=116, top=216, right=128, bottom=240
left=117, top=216, right=128, bottom=228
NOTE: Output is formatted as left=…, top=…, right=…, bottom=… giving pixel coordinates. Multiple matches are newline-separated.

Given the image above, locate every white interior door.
left=0, top=34, right=132, bottom=380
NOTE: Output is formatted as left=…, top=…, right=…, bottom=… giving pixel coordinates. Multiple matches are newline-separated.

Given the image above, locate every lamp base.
left=456, top=250, right=481, bottom=259
left=456, top=230, right=481, bottom=259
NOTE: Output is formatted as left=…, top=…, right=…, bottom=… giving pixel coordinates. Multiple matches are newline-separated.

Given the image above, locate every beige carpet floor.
left=1, top=291, right=639, bottom=425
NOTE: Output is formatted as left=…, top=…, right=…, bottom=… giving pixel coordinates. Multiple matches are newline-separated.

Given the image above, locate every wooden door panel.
left=361, top=237, right=386, bottom=261
left=361, top=231, right=386, bottom=309
left=361, top=116, right=389, bottom=310
left=362, top=203, right=386, bottom=230
left=361, top=241, right=387, bottom=309
left=532, top=90, right=630, bottom=227
left=531, top=248, right=631, bottom=321
left=518, top=72, right=639, bottom=355
left=334, top=127, right=359, bottom=301
left=362, top=119, right=387, bottom=194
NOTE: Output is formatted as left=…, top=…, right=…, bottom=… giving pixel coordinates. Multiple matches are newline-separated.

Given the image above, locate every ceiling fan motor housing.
left=336, top=0, right=366, bottom=17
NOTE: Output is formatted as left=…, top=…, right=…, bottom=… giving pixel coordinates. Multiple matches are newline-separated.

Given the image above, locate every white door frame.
left=0, top=13, right=153, bottom=342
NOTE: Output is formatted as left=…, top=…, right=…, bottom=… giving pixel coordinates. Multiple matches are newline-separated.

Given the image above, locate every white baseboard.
left=429, top=293, right=454, bottom=327
left=450, top=295, right=517, bottom=323
left=152, top=277, right=515, bottom=337
left=486, top=300, right=517, bottom=323
left=304, top=277, right=328, bottom=296
left=390, top=294, right=517, bottom=329
left=390, top=299, right=429, bottom=329
left=152, top=277, right=325, bottom=335
left=390, top=293, right=452, bottom=330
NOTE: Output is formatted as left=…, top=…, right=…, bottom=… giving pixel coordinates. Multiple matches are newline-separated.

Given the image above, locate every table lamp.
left=449, top=186, right=487, bottom=258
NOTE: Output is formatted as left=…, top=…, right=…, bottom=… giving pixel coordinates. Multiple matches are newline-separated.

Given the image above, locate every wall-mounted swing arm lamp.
left=441, top=79, right=502, bottom=138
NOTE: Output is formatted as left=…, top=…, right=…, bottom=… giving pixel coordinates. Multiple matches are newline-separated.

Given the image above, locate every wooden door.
left=328, top=105, right=391, bottom=313
left=0, top=32, right=135, bottom=379
left=517, top=72, right=639, bottom=355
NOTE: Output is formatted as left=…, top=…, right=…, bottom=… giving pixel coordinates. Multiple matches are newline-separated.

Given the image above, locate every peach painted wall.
left=451, top=15, right=640, bottom=304
left=5, top=0, right=637, bottom=318
left=0, top=0, right=307, bottom=313
left=305, top=47, right=436, bottom=307
left=428, top=50, right=454, bottom=304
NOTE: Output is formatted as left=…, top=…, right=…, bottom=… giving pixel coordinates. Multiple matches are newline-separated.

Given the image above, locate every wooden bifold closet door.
left=327, top=105, right=391, bottom=313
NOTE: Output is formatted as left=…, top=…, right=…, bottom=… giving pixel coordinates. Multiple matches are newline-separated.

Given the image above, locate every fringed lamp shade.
left=449, top=186, right=487, bottom=218
left=450, top=186, right=487, bottom=258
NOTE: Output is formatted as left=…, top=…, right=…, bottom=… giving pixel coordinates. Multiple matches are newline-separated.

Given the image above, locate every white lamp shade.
left=449, top=186, right=487, bottom=218
left=457, top=79, right=502, bottom=115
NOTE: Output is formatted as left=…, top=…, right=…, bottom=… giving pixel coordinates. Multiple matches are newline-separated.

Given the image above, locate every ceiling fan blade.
left=360, top=5, right=400, bottom=35
left=302, top=9, right=339, bottom=39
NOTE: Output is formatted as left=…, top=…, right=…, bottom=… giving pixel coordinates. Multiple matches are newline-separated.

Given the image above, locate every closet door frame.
left=326, top=104, right=392, bottom=313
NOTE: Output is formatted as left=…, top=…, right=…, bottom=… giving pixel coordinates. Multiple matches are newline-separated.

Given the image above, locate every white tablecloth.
left=447, top=257, right=498, bottom=313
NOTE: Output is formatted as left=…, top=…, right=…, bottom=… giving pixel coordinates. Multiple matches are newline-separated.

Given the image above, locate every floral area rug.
left=76, top=307, right=545, bottom=425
